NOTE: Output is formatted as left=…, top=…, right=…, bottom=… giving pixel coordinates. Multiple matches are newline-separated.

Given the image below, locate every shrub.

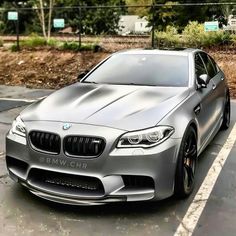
left=0, top=21, right=5, bottom=34
left=21, top=36, right=47, bottom=48
left=0, top=38, right=3, bottom=47
left=230, top=34, right=236, bottom=45
left=61, top=42, right=99, bottom=52
left=47, top=38, right=60, bottom=47
left=62, top=41, right=80, bottom=51
left=183, top=21, right=232, bottom=47
left=156, top=25, right=181, bottom=48
left=156, top=22, right=234, bottom=48
left=10, top=43, right=19, bottom=52
left=182, top=21, right=205, bottom=47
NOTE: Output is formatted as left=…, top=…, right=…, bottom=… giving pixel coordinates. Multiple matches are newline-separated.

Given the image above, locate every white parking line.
left=0, top=97, right=46, bottom=103
left=174, top=123, right=236, bottom=236
left=0, top=98, right=36, bottom=103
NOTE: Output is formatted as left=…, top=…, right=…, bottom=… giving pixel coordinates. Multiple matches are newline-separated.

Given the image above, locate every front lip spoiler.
left=9, top=170, right=155, bottom=205
left=25, top=182, right=155, bottom=205
left=29, top=189, right=126, bottom=206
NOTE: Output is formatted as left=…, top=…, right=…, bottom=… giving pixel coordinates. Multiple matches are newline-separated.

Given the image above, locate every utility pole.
left=79, top=6, right=82, bottom=47
left=16, top=9, right=20, bottom=51
left=151, top=1, right=155, bottom=48
left=8, top=10, right=20, bottom=51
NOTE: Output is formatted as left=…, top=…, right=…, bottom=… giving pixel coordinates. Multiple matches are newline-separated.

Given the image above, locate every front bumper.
left=6, top=122, right=181, bottom=205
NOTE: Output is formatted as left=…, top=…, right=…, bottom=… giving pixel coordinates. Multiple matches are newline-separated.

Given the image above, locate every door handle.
left=212, top=83, right=216, bottom=90
left=194, top=104, right=201, bottom=115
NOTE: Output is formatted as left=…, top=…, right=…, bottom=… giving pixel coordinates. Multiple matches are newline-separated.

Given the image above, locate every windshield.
left=83, top=54, right=189, bottom=87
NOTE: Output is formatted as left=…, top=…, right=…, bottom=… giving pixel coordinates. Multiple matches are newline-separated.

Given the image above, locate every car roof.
left=115, top=48, right=201, bottom=57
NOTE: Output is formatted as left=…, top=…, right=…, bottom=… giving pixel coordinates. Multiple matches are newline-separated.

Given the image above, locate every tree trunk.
left=47, top=0, right=54, bottom=41
left=39, top=0, right=47, bottom=39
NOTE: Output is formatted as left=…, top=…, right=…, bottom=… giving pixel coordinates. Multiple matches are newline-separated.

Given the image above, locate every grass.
left=61, top=41, right=100, bottom=52
left=10, top=35, right=100, bottom=52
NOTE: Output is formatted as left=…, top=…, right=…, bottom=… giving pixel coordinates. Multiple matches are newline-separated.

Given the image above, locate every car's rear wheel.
left=221, top=91, right=230, bottom=130
left=174, top=126, right=197, bottom=198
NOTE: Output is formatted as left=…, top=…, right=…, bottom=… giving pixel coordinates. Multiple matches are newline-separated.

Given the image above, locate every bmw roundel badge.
left=63, top=123, right=72, bottom=130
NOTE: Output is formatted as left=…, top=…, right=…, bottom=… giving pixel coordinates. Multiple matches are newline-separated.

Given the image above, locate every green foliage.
left=10, top=44, right=19, bottom=52
left=9, top=35, right=99, bottom=51
left=0, top=38, right=3, bottom=47
left=182, top=21, right=205, bottom=47
left=182, top=21, right=232, bottom=47
left=156, top=25, right=181, bottom=47
left=61, top=41, right=80, bottom=51
left=61, top=42, right=99, bottom=52
left=0, top=20, right=5, bottom=34
left=156, top=21, right=234, bottom=48
left=21, top=35, right=47, bottom=47
left=47, top=38, right=61, bottom=47
left=10, top=35, right=60, bottom=50
left=149, top=1, right=180, bottom=31
left=1, top=0, right=236, bottom=40
left=231, top=34, right=236, bottom=45
left=0, top=0, right=126, bottom=36
left=0, top=1, right=34, bottom=34
left=51, top=0, right=126, bottom=35
left=125, top=0, right=151, bottom=15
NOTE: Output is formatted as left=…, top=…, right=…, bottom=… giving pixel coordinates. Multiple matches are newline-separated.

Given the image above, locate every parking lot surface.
left=1, top=85, right=236, bottom=236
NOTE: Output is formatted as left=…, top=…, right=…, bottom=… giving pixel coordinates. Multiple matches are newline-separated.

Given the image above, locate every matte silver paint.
left=6, top=49, right=228, bottom=205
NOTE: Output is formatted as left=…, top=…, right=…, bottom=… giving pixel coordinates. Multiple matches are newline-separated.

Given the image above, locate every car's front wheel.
left=174, top=126, right=197, bottom=198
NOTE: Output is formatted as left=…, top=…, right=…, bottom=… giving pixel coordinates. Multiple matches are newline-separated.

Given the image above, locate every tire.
left=174, top=126, right=197, bottom=198
left=221, top=91, right=231, bottom=130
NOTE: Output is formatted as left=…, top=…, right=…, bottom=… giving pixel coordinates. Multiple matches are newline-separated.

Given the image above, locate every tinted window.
left=83, top=54, right=189, bottom=87
left=200, top=52, right=216, bottom=78
left=208, top=56, right=219, bottom=74
left=195, top=53, right=207, bottom=78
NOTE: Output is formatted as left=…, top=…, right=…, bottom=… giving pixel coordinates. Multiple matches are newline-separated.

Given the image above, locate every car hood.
left=21, top=83, right=190, bottom=131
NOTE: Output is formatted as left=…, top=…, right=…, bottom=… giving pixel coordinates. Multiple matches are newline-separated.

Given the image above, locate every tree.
left=30, top=0, right=55, bottom=40
left=55, top=0, right=126, bottom=35
left=148, top=1, right=180, bottom=31
left=125, top=0, right=152, bottom=16
left=0, top=0, right=34, bottom=34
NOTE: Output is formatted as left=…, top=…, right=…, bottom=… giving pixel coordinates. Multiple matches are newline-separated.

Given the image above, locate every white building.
left=118, top=15, right=151, bottom=35
left=223, top=15, right=236, bottom=31
left=228, top=15, right=236, bottom=27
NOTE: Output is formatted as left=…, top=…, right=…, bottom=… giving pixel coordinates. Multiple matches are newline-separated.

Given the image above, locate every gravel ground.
left=0, top=46, right=235, bottom=97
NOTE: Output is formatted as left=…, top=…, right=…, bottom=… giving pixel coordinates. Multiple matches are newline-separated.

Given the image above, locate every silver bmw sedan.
left=6, top=49, right=230, bottom=205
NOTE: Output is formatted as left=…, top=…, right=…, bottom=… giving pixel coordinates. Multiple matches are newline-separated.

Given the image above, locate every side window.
left=200, top=52, right=216, bottom=78
left=208, top=56, right=219, bottom=74
left=195, top=53, right=207, bottom=78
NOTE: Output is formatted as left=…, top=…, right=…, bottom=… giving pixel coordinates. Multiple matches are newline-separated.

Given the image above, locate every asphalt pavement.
left=0, top=85, right=236, bottom=236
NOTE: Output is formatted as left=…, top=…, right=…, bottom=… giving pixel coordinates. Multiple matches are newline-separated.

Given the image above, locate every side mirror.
left=197, top=74, right=210, bottom=88
left=77, top=70, right=89, bottom=80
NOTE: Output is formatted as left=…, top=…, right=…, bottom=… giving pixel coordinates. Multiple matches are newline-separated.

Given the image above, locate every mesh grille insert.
left=28, top=169, right=105, bottom=196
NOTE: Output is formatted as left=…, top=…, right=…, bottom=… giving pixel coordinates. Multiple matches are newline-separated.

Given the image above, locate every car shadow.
left=14, top=184, right=180, bottom=217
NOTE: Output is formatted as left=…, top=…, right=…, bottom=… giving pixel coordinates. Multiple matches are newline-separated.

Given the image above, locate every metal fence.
left=1, top=2, right=236, bottom=50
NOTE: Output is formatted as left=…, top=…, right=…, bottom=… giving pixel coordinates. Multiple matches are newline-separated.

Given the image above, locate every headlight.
left=10, top=116, right=26, bottom=137
left=117, top=126, right=174, bottom=148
